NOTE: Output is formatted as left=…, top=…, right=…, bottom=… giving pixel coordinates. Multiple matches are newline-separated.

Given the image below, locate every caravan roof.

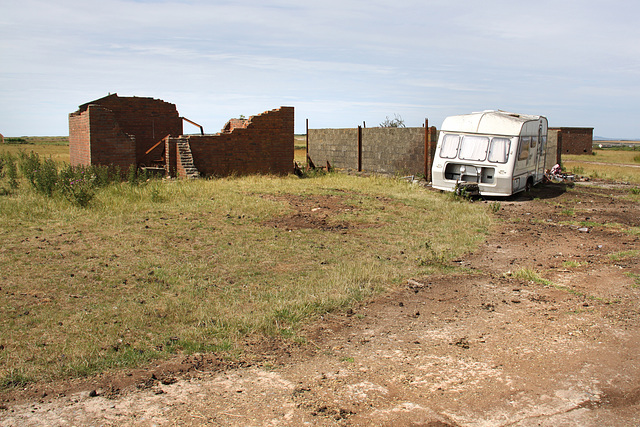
left=440, top=110, right=545, bottom=137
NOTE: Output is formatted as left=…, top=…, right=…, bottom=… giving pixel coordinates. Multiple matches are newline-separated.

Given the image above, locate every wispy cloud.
left=1, top=0, right=639, bottom=138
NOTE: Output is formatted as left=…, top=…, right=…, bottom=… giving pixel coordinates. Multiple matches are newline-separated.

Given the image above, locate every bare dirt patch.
left=2, top=182, right=639, bottom=426
left=260, top=193, right=359, bottom=232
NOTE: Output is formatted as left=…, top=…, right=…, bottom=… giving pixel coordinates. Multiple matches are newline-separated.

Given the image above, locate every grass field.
left=2, top=137, right=639, bottom=388
left=1, top=137, right=70, bottom=164
left=294, top=134, right=306, bottom=164
left=0, top=140, right=491, bottom=387
left=563, top=146, right=640, bottom=184
left=564, top=148, right=640, bottom=165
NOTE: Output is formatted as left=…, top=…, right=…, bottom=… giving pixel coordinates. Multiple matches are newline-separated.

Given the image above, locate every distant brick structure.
left=69, top=94, right=183, bottom=170
left=550, top=127, right=593, bottom=155
left=0, top=133, right=4, bottom=144
left=165, top=107, right=294, bottom=178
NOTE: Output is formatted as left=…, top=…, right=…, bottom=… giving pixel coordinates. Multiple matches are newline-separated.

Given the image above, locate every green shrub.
left=17, top=151, right=41, bottom=186
left=1, top=153, right=17, bottom=194
left=34, top=157, right=59, bottom=196
left=127, top=164, right=139, bottom=185
left=5, top=154, right=19, bottom=190
left=17, top=152, right=60, bottom=196
left=58, top=165, right=95, bottom=207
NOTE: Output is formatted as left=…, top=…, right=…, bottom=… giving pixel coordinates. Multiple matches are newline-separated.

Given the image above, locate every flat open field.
left=0, top=137, right=69, bottom=164
left=1, top=139, right=639, bottom=425
left=1, top=179, right=639, bottom=426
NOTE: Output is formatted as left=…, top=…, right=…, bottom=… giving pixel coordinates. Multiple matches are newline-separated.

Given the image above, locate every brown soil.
left=2, top=181, right=639, bottom=426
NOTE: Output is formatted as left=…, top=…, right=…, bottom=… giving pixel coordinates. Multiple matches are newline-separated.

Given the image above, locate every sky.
left=1, top=0, right=639, bottom=139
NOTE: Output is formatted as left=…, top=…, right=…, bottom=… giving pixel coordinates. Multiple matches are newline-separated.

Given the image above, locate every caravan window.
left=459, top=135, right=489, bottom=161
left=440, top=134, right=460, bottom=159
left=487, top=137, right=510, bottom=163
left=518, top=137, right=530, bottom=161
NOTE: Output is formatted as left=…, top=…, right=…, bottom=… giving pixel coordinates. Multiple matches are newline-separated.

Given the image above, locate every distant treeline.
left=3, top=137, right=31, bottom=144
left=2, top=136, right=68, bottom=145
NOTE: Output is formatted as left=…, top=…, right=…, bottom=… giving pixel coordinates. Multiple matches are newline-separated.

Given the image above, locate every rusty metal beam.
left=181, top=117, right=204, bottom=135
left=145, top=138, right=165, bottom=156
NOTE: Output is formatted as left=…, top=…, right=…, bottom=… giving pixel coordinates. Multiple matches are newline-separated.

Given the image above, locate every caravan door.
left=535, top=121, right=547, bottom=184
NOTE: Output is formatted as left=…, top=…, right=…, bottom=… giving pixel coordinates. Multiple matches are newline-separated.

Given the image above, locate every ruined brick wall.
left=69, top=94, right=183, bottom=169
left=551, top=127, right=593, bottom=155
left=308, top=127, right=435, bottom=176
left=222, top=118, right=250, bottom=133
left=69, top=104, right=136, bottom=169
left=167, top=107, right=294, bottom=178
left=88, top=105, right=136, bottom=169
left=69, top=110, right=91, bottom=166
left=86, top=94, right=183, bottom=162
left=165, top=136, right=178, bottom=177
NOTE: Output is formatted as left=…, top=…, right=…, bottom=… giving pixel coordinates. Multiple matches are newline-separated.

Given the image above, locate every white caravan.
left=431, top=110, right=548, bottom=196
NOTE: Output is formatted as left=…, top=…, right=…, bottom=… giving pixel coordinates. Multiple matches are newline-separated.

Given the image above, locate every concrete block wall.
left=167, top=107, right=294, bottom=178
left=308, top=128, right=359, bottom=169
left=362, top=127, right=426, bottom=175
left=308, top=126, right=435, bottom=176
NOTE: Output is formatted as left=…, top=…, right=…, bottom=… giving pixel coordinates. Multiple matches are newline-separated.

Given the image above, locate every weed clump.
left=10, top=151, right=132, bottom=206
left=0, top=152, right=19, bottom=194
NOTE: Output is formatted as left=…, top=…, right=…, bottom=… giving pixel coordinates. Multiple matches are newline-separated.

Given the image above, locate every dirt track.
left=1, top=181, right=639, bottom=426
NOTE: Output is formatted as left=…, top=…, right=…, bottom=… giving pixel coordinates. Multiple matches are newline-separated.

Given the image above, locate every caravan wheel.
left=525, top=177, right=534, bottom=192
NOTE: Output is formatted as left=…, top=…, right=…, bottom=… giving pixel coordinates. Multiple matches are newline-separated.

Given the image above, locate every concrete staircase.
left=176, top=138, right=200, bottom=178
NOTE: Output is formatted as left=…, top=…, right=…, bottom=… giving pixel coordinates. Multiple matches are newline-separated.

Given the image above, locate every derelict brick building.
left=549, top=127, right=593, bottom=156
left=69, top=94, right=294, bottom=178
left=69, top=94, right=183, bottom=170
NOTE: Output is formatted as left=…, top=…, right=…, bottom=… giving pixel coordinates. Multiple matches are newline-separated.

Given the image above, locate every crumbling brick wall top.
left=222, top=118, right=250, bottom=133
left=167, top=106, right=294, bottom=178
